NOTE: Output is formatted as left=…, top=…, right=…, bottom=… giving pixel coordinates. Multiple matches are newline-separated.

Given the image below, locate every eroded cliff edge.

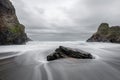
left=87, top=23, right=120, bottom=43
left=0, top=0, right=28, bottom=45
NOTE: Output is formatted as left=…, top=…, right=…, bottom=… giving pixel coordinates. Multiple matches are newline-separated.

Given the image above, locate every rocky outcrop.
left=87, top=23, right=120, bottom=43
left=47, top=46, right=93, bottom=61
left=0, top=0, right=28, bottom=45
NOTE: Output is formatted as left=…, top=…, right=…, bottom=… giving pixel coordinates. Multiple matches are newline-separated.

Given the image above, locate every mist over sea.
left=26, top=28, right=92, bottom=41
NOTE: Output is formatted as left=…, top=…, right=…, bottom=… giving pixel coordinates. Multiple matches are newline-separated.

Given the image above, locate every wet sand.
left=0, top=41, right=120, bottom=80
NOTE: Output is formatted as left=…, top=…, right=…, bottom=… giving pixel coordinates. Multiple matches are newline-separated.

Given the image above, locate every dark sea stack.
left=0, top=0, right=28, bottom=45
left=47, top=46, right=93, bottom=61
left=87, top=23, right=120, bottom=43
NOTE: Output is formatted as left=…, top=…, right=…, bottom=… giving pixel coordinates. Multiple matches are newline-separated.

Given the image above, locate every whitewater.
left=0, top=41, right=120, bottom=80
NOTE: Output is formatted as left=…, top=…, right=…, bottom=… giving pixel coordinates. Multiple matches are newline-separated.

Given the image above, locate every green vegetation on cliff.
left=97, top=23, right=109, bottom=35
left=8, top=24, right=24, bottom=34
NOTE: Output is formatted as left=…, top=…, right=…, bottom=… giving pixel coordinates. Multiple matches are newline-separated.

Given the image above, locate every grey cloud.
left=11, top=0, right=120, bottom=40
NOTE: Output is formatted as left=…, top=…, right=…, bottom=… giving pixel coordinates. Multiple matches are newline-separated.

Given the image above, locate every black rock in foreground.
left=87, top=23, right=120, bottom=43
left=0, top=0, right=29, bottom=45
left=47, top=46, right=93, bottom=61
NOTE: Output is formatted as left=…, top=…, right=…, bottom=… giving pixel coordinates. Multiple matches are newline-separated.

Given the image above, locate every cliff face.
left=0, top=0, right=28, bottom=45
left=87, top=23, right=120, bottom=43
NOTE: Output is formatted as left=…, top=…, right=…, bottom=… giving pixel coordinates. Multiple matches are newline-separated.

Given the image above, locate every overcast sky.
left=11, top=0, right=120, bottom=40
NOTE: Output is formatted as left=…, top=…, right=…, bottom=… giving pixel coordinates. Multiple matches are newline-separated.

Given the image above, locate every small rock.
left=47, top=46, right=93, bottom=61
